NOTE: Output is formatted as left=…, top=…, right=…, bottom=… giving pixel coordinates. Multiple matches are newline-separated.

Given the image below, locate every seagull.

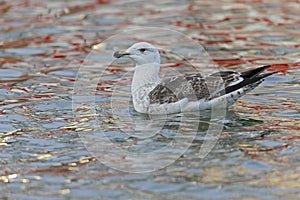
left=113, top=42, right=277, bottom=114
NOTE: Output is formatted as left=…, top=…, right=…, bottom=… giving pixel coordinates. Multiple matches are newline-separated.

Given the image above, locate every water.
left=1, top=0, right=300, bottom=199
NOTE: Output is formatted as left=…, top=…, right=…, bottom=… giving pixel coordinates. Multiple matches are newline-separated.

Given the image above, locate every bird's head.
left=113, top=42, right=160, bottom=66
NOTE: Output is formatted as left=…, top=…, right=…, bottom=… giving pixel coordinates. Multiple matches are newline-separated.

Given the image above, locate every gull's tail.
left=225, top=65, right=278, bottom=94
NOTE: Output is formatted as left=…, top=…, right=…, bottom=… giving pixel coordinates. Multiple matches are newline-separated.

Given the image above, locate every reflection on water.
left=1, top=0, right=300, bottom=199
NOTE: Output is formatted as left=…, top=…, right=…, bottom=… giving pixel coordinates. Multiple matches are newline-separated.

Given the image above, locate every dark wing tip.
left=241, top=65, right=272, bottom=78
left=257, top=71, right=279, bottom=79
left=224, top=66, right=278, bottom=95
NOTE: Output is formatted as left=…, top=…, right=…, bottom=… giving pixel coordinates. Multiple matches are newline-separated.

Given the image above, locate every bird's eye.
left=139, top=48, right=147, bottom=53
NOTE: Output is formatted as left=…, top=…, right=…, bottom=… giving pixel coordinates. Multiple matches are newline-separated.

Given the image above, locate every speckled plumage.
left=148, top=71, right=249, bottom=104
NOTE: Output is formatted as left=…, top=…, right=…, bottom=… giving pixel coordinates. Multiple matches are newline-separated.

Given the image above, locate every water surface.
left=0, top=0, right=299, bottom=199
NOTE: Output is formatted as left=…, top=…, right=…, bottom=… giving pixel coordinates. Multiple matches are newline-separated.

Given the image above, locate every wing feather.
left=148, top=66, right=276, bottom=105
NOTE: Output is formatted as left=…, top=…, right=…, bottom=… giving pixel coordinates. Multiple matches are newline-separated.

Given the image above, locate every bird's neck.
left=131, top=63, right=160, bottom=93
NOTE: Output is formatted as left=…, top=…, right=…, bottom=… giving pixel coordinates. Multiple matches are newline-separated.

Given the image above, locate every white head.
left=113, top=42, right=160, bottom=66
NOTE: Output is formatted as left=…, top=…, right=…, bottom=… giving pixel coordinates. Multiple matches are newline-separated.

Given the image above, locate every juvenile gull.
left=113, top=42, right=277, bottom=114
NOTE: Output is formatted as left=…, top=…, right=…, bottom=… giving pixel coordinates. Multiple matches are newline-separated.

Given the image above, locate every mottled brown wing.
left=148, top=72, right=242, bottom=104
left=148, top=74, right=210, bottom=104
left=148, top=65, right=276, bottom=105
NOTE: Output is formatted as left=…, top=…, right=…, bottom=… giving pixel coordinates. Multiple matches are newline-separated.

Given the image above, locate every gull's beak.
left=113, top=50, right=131, bottom=58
